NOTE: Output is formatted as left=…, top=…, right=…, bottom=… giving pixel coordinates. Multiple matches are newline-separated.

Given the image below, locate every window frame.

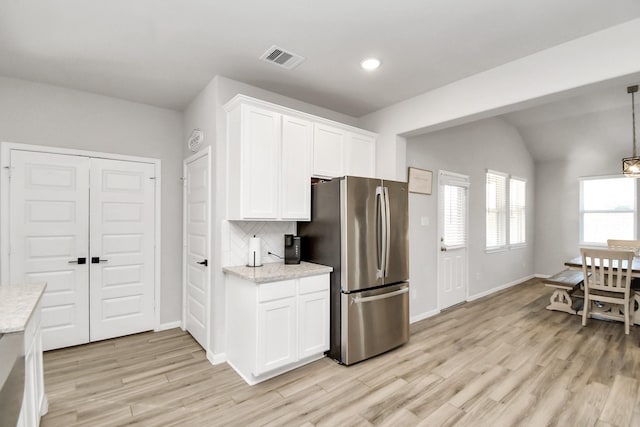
left=486, top=169, right=509, bottom=252
left=485, top=169, right=528, bottom=253
left=442, top=181, right=468, bottom=250
left=509, top=176, right=527, bottom=248
left=579, top=175, right=637, bottom=246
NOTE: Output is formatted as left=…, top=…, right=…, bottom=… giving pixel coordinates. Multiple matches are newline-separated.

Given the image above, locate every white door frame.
left=0, top=141, right=163, bottom=330
left=437, top=170, right=470, bottom=310
left=182, top=147, right=212, bottom=350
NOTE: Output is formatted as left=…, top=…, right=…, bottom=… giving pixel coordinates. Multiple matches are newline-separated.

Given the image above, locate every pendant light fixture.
left=622, top=85, right=640, bottom=176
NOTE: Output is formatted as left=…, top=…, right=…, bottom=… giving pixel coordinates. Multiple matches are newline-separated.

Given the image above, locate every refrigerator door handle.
left=383, top=186, right=391, bottom=278
left=350, top=287, right=409, bottom=304
left=376, top=186, right=385, bottom=278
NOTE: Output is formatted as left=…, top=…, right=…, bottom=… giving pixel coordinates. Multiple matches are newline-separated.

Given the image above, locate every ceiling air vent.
left=260, top=45, right=305, bottom=70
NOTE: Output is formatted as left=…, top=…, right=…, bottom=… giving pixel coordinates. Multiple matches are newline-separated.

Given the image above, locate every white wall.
left=533, top=108, right=631, bottom=275
left=361, top=17, right=640, bottom=181
left=0, top=76, right=184, bottom=325
left=182, top=75, right=360, bottom=359
left=407, top=117, right=535, bottom=319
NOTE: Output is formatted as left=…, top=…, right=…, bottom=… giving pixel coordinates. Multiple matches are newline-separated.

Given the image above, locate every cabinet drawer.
left=298, top=274, right=329, bottom=295
left=258, top=280, right=296, bottom=302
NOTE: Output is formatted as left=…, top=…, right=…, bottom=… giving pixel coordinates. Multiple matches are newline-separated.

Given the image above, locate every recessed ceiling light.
left=361, top=58, right=381, bottom=71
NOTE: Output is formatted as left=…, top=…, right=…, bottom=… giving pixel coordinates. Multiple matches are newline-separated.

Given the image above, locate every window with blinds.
left=444, top=184, right=466, bottom=247
left=580, top=176, right=636, bottom=244
left=486, top=171, right=507, bottom=250
left=509, top=178, right=526, bottom=245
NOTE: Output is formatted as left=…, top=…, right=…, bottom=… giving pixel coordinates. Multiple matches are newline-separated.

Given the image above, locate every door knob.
left=68, top=257, right=87, bottom=264
left=91, top=257, right=109, bottom=264
left=440, top=247, right=447, bottom=252
left=197, top=259, right=208, bottom=267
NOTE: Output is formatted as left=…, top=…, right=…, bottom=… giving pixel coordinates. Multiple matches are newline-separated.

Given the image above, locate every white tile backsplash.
left=222, top=221, right=296, bottom=267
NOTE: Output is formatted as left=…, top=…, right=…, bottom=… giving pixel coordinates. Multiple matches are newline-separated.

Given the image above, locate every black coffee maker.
left=284, top=234, right=301, bottom=264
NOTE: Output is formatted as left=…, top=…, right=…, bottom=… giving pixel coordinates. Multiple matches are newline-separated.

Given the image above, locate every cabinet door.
left=313, top=124, right=345, bottom=178
left=255, top=297, right=297, bottom=375
left=298, top=289, right=329, bottom=359
left=281, top=115, right=312, bottom=220
left=242, top=105, right=281, bottom=219
left=345, top=132, right=376, bottom=178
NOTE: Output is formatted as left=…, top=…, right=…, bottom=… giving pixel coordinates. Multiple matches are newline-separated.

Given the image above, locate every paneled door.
left=437, top=171, right=469, bottom=310
left=9, top=151, right=91, bottom=350
left=89, top=158, right=156, bottom=342
left=8, top=149, right=157, bottom=350
left=183, top=151, right=209, bottom=350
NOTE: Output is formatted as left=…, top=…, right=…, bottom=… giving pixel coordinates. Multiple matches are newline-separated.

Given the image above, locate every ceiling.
left=502, top=81, right=640, bottom=162
left=1, top=1, right=640, bottom=116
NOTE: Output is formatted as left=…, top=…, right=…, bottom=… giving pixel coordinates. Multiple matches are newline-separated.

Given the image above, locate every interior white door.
left=437, top=171, right=469, bottom=310
left=184, top=152, right=209, bottom=349
left=89, top=158, right=156, bottom=341
left=9, top=150, right=91, bottom=350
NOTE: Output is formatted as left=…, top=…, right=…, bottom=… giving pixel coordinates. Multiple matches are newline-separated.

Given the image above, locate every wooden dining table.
left=564, top=256, right=640, bottom=325
left=565, top=256, right=640, bottom=277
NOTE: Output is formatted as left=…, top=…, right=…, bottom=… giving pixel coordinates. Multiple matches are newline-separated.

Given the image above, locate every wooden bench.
left=544, top=269, right=585, bottom=315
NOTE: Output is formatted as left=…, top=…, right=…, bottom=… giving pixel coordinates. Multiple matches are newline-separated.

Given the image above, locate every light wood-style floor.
left=41, top=279, right=640, bottom=427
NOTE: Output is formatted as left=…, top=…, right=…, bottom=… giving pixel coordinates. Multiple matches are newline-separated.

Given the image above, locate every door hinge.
left=4, top=166, right=12, bottom=179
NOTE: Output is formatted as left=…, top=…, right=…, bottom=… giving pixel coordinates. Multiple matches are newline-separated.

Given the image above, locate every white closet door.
left=184, top=153, right=209, bottom=349
left=89, top=158, right=155, bottom=341
left=9, top=151, right=90, bottom=350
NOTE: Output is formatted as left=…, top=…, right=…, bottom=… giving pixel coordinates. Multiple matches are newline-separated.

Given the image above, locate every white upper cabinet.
left=281, top=115, right=313, bottom=220
left=225, top=95, right=376, bottom=221
left=313, top=126, right=376, bottom=179
left=227, top=102, right=291, bottom=220
left=345, top=132, right=376, bottom=178
left=313, top=124, right=345, bottom=178
left=241, top=106, right=281, bottom=219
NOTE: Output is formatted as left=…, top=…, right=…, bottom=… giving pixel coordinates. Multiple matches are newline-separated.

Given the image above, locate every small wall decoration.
left=188, top=128, right=204, bottom=152
left=408, top=167, right=433, bottom=195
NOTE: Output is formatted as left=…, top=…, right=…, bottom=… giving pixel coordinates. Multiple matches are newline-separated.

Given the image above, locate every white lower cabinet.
left=18, top=300, right=47, bottom=427
left=297, top=277, right=330, bottom=359
left=226, top=273, right=329, bottom=385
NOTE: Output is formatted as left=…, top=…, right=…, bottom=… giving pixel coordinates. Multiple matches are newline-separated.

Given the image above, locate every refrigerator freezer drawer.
left=341, top=283, right=409, bottom=365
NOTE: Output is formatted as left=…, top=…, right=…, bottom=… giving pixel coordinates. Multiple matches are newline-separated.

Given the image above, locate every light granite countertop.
left=0, top=283, right=47, bottom=333
left=223, top=261, right=333, bottom=283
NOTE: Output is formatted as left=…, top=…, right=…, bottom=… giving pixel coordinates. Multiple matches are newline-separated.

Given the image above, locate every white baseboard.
left=467, top=274, right=535, bottom=302
left=157, top=320, right=182, bottom=331
left=535, top=273, right=551, bottom=279
left=207, top=350, right=226, bottom=365
left=226, top=354, right=324, bottom=386
left=410, top=308, right=440, bottom=324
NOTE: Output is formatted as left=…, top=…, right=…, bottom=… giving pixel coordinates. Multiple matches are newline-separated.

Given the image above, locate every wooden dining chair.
left=607, top=239, right=640, bottom=256
left=607, top=239, right=640, bottom=290
left=581, top=248, right=635, bottom=334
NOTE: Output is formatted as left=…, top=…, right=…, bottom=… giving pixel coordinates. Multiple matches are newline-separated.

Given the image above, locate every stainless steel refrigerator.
left=298, top=176, right=409, bottom=365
